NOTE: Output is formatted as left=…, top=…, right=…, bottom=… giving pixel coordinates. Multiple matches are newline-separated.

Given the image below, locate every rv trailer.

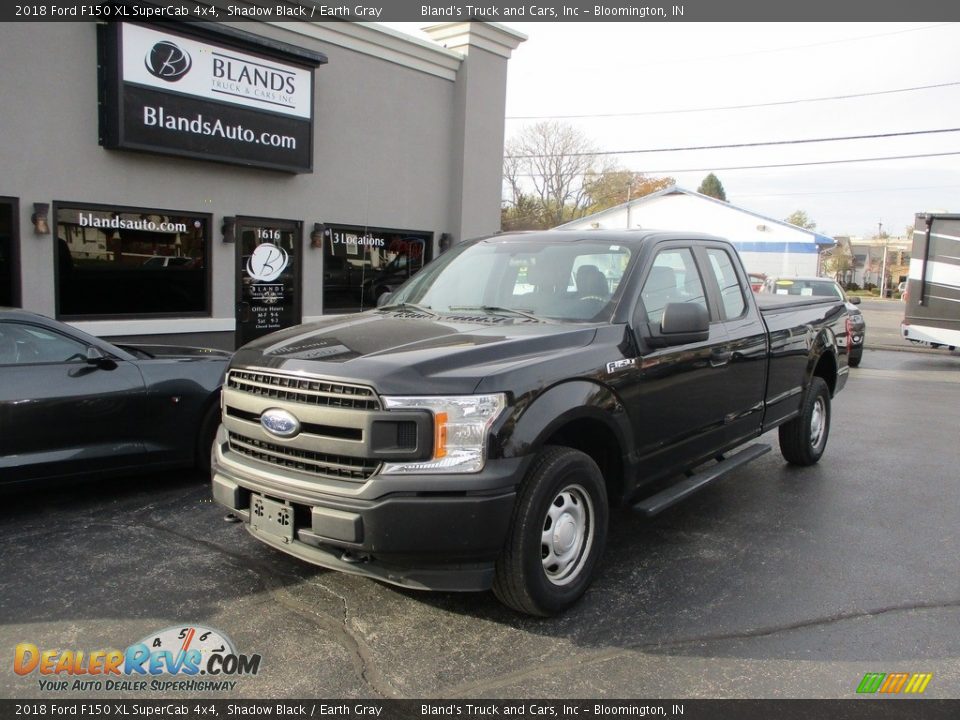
left=902, top=213, right=960, bottom=350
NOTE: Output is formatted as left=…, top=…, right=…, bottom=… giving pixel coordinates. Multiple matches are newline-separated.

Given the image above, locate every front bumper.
left=211, top=426, right=523, bottom=591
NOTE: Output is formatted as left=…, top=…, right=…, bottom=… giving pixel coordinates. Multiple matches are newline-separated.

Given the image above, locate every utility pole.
left=878, top=220, right=888, bottom=298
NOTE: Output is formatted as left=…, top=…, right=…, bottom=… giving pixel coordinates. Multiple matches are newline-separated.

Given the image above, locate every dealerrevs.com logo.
left=145, top=41, right=192, bottom=82
left=14, top=625, right=261, bottom=693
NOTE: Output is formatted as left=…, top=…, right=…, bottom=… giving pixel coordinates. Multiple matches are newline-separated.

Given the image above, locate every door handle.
left=710, top=349, right=733, bottom=367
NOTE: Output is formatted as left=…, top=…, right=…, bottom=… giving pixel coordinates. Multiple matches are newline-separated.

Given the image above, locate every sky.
left=384, top=21, right=960, bottom=239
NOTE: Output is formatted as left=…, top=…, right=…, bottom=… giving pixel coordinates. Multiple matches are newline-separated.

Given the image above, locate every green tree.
left=822, top=250, right=852, bottom=284
left=501, top=193, right=546, bottom=232
left=697, top=173, right=727, bottom=201
left=784, top=210, right=817, bottom=230
left=583, top=171, right=674, bottom=214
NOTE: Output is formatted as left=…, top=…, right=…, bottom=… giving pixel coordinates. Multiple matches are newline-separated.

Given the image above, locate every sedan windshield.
left=386, top=238, right=634, bottom=322
left=770, top=279, right=844, bottom=300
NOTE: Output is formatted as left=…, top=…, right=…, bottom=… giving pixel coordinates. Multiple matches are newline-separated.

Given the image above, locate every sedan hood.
left=231, top=311, right=600, bottom=395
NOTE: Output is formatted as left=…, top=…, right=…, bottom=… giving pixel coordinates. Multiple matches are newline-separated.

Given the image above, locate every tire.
left=194, top=398, right=222, bottom=472
left=779, top=377, right=831, bottom=466
left=493, top=446, right=609, bottom=616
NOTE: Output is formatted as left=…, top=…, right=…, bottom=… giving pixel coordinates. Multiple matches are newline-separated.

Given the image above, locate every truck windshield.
left=387, top=238, right=634, bottom=322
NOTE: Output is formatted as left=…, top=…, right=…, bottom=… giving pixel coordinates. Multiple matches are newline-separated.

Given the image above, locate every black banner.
left=4, top=0, right=960, bottom=22
left=2, top=699, right=959, bottom=720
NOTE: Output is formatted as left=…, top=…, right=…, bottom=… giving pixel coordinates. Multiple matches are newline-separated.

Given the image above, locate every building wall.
left=0, top=21, right=521, bottom=347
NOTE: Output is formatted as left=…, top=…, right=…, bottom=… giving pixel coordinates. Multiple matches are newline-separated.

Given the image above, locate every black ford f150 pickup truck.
left=212, top=231, right=850, bottom=615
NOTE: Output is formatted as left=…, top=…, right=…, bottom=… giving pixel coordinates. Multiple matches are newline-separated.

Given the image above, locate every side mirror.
left=86, top=346, right=117, bottom=370
left=849, top=296, right=861, bottom=305
left=657, top=303, right=710, bottom=346
left=376, top=291, right=393, bottom=308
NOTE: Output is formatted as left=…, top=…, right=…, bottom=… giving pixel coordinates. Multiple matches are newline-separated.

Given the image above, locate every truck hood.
left=231, top=311, right=600, bottom=395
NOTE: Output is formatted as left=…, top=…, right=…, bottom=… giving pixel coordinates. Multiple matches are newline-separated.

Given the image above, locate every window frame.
left=634, top=243, right=715, bottom=328
left=0, top=320, right=93, bottom=367
left=700, top=246, right=748, bottom=321
left=53, top=200, right=213, bottom=321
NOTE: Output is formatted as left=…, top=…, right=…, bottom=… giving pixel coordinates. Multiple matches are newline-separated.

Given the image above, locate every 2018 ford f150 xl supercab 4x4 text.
left=212, top=231, right=851, bottom=615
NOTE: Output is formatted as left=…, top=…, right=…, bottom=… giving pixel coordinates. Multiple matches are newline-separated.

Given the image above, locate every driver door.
left=0, top=320, right=147, bottom=483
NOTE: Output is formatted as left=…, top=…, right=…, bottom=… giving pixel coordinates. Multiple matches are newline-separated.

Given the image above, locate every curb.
left=864, top=344, right=957, bottom=355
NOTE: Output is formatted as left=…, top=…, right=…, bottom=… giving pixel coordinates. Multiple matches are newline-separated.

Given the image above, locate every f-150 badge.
left=606, top=359, right=635, bottom=374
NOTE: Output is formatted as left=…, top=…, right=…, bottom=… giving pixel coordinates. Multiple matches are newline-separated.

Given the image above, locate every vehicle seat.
left=576, top=264, right=610, bottom=300
left=642, top=266, right=678, bottom=321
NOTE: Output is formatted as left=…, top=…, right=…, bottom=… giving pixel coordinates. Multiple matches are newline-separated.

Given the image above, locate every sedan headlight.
left=380, top=394, right=507, bottom=474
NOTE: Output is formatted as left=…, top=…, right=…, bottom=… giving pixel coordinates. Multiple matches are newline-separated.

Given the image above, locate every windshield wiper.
left=378, top=302, right=437, bottom=317
left=448, top=305, right=542, bottom=321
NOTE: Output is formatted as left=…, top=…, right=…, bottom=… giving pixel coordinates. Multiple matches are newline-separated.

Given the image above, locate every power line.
left=736, top=184, right=960, bottom=199
left=512, top=150, right=960, bottom=177
left=505, top=127, right=960, bottom=159
left=665, top=23, right=956, bottom=65
left=505, top=80, right=960, bottom=121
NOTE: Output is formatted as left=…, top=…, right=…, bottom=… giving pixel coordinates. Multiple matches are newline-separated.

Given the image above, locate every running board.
left=632, top=443, right=771, bottom=517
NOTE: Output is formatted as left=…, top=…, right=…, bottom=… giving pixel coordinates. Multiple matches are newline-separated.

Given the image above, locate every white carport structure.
left=557, top=186, right=834, bottom=278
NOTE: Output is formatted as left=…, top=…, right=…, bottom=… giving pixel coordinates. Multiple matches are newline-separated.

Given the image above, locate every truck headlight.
left=380, top=394, right=507, bottom=474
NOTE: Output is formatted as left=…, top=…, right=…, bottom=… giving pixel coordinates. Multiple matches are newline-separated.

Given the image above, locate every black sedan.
left=0, top=308, right=230, bottom=485
left=760, top=276, right=865, bottom=367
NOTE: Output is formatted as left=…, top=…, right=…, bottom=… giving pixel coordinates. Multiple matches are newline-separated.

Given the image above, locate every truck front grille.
left=228, top=432, right=380, bottom=482
left=226, top=370, right=380, bottom=411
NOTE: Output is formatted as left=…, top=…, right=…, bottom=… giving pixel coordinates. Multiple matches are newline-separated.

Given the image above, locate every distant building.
left=852, top=238, right=911, bottom=289
left=557, top=186, right=834, bottom=278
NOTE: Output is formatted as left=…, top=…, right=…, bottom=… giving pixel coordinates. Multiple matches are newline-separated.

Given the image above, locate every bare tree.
left=504, top=122, right=612, bottom=227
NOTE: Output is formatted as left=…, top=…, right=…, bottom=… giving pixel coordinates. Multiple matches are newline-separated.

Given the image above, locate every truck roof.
left=488, top=229, right=731, bottom=246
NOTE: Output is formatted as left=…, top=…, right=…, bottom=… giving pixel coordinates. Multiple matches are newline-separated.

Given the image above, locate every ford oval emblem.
left=260, top=408, right=300, bottom=438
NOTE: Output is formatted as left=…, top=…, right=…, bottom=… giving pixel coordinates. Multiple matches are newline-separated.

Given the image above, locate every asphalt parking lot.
left=2, top=349, right=959, bottom=700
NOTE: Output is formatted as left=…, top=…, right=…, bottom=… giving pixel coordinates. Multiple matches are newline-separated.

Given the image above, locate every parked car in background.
left=748, top=272, right=767, bottom=293
left=0, top=308, right=230, bottom=485
left=760, top=276, right=865, bottom=367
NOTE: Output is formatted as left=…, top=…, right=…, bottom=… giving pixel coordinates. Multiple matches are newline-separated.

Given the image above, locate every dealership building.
left=0, top=20, right=524, bottom=348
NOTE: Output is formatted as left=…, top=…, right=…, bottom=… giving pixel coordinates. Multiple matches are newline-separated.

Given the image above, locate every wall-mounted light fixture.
left=221, top=216, right=236, bottom=243
left=438, top=232, right=452, bottom=253
left=32, top=203, right=50, bottom=235
left=310, top=223, right=327, bottom=249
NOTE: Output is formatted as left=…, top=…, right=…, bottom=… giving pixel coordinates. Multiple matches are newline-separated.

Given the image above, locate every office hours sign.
left=236, top=218, right=301, bottom=348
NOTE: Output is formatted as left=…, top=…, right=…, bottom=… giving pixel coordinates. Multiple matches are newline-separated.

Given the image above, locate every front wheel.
left=779, top=377, right=831, bottom=466
left=493, top=446, right=608, bottom=616
left=195, top=399, right=221, bottom=473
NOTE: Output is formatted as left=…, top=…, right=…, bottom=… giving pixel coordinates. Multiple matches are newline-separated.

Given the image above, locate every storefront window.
left=0, top=198, right=18, bottom=307
left=55, top=204, right=210, bottom=318
left=321, top=224, right=432, bottom=313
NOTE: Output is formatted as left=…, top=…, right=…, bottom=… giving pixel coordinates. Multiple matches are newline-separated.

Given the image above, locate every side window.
left=0, top=322, right=89, bottom=366
left=706, top=248, right=746, bottom=319
left=640, top=248, right=708, bottom=325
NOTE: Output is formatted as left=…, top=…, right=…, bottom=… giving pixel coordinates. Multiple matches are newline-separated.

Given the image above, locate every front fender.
left=498, top=380, right=633, bottom=463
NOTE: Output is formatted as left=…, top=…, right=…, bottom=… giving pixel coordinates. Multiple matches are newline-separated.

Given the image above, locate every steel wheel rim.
left=541, top=483, right=594, bottom=586
left=810, top=396, right=826, bottom=449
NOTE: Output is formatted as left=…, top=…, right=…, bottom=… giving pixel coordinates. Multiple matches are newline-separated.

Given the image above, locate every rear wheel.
left=779, top=377, right=830, bottom=466
left=493, top=446, right=608, bottom=616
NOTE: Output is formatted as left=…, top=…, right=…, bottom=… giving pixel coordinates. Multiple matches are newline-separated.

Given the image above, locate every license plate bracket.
left=250, top=495, right=294, bottom=543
